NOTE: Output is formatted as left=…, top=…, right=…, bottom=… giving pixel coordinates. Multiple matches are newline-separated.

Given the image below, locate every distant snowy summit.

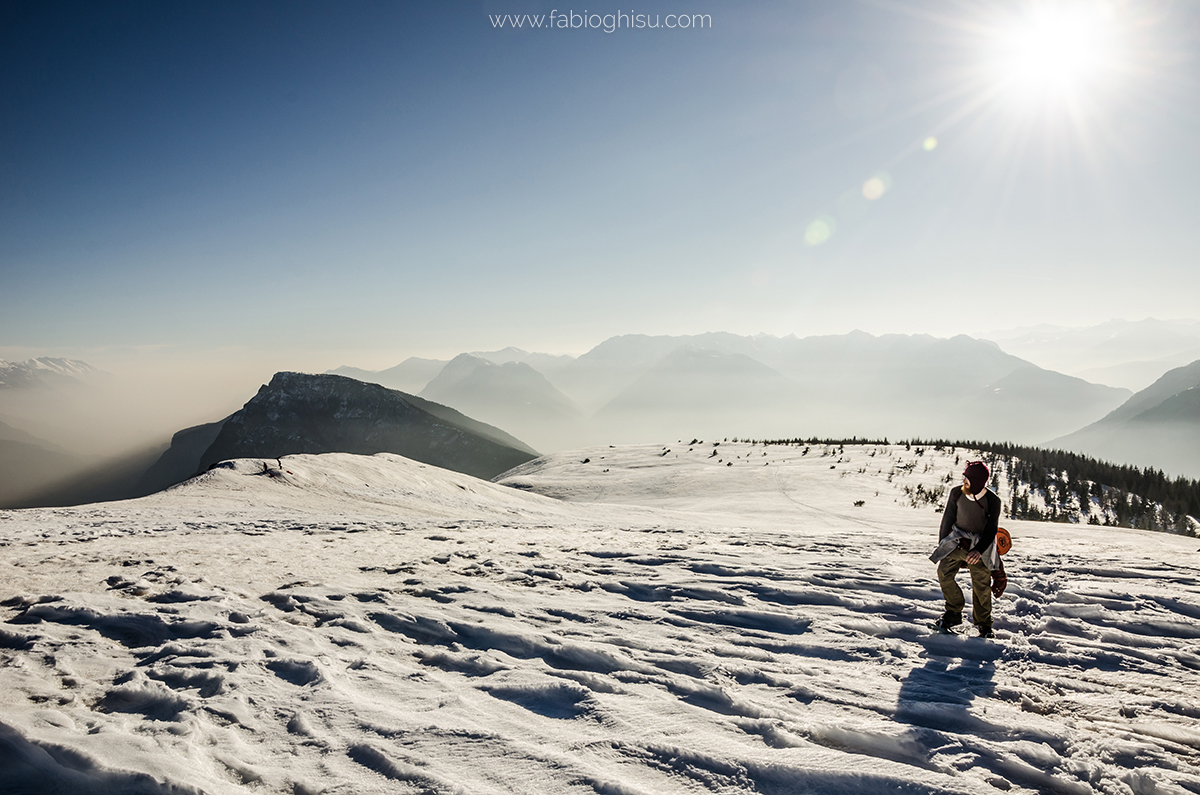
left=0, top=357, right=107, bottom=389
left=137, top=371, right=541, bottom=497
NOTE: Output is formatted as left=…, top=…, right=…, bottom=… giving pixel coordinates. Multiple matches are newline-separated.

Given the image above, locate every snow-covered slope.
left=2, top=446, right=1198, bottom=795
left=1052, top=360, right=1200, bottom=477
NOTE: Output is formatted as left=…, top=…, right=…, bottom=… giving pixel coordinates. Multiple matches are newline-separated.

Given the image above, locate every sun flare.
left=987, top=4, right=1119, bottom=105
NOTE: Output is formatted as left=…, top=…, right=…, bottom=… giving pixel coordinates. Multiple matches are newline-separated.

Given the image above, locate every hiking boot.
left=977, top=624, right=995, bottom=639
left=933, top=612, right=962, bottom=633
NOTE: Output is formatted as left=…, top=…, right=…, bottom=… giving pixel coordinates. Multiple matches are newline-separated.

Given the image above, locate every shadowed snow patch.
left=0, top=721, right=200, bottom=794
left=347, top=743, right=454, bottom=791
left=416, top=649, right=508, bottom=677
left=0, top=629, right=35, bottom=650
left=482, top=681, right=593, bottom=719
left=12, top=603, right=220, bottom=648
left=99, top=676, right=191, bottom=721
left=266, top=659, right=322, bottom=686
left=667, top=608, right=812, bottom=635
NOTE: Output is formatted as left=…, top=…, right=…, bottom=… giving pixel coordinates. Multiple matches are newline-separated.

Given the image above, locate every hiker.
left=930, top=460, right=1003, bottom=638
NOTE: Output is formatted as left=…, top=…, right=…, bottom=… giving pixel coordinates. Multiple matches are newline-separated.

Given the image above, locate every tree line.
left=733, top=436, right=1200, bottom=536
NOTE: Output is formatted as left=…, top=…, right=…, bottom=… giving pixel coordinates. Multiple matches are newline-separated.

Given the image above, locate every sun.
left=985, top=4, right=1120, bottom=107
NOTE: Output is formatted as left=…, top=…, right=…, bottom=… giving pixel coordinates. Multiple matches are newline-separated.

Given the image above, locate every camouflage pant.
left=937, top=547, right=992, bottom=628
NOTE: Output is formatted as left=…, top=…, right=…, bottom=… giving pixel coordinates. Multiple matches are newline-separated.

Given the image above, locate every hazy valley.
left=8, top=323, right=1200, bottom=511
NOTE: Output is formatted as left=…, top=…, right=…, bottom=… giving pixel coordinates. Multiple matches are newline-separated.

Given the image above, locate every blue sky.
left=3, top=0, right=1199, bottom=371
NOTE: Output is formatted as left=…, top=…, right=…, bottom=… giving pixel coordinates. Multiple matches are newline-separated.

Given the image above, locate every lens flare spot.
left=862, top=173, right=892, bottom=201
left=804, top=217, right=835, bottom=246
left=923, top=136, right=938, bottom=151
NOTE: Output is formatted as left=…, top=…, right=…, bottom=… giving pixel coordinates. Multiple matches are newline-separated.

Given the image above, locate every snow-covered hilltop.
left=2, top=445, right=1199, bottom=794
left=0, top=357, right=106, bottom=390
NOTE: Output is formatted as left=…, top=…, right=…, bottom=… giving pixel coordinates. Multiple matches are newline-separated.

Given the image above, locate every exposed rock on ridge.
left=196, top=372, right=538, bottom=481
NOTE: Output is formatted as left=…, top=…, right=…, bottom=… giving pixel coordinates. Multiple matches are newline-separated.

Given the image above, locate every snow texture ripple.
left=0, top=445, right=1198, bottom=795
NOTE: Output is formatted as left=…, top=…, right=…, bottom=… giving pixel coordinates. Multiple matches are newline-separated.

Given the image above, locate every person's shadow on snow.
left=894, top=656, right=998, bottom=735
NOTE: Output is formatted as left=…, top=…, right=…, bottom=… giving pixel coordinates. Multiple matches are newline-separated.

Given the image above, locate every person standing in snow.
left=931, top=460, right=1003, bottom=638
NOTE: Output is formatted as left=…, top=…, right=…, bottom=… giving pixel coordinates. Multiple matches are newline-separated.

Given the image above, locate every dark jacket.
left=939, top=486, right=1001, bottom=554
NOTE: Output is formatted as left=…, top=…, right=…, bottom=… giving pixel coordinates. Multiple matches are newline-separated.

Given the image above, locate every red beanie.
left=963, top=461, right=989, bottom=494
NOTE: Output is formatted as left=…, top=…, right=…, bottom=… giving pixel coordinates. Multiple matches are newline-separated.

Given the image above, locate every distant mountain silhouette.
left=0, top=422, right=82, bottom=506
left=548, top=335, right=694, bottom=412
left=0, top=412, right=181, bottom=509
left=470, top=347, right=576, bottom=375
left=326, top=332, right=1130, bottom=450
left=327, top=365, right=382, bottom=382
left=0, top=358, right=115, bottom=497
left=1074, top=360, right=1200, bottom=426
left=327, top=357, right=449, bottom=394
left=985, top=318, right=1200, bottom=391
left=1052, top=360, right=1200, bottom=478
left=591, top=345, right=798, bottom=442
left=420, top=354, right=583, bottom=451
left=0, top=416, right=63, bottom=449
left=600, top=345, right=794, bottom=410
left=4, top=442, right=169, bottom=509
left=0, top=358, right=108, bottom=390
left=195, top=372, right=538, bottom=481
left=793, top=333, right=1131, bottom=442
left=553, top=332, right=1128, bottom=444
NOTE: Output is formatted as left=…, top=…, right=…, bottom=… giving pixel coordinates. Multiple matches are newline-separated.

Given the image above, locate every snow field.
left=0, top=445, right=1197, bottom=794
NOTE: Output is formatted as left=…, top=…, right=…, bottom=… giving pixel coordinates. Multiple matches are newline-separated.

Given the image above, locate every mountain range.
left=6, top=325, right=1200, bottom=508
left=335, top=331, right=1130, bottom=449
left=327, top=348, right=578, bottom=396
left=1051, top=359, right=1200, bottom=478
left=0, top=357, right=107, bottom=390
left=984, top=318, right=1200, bottom=391
left=591, top=332, right=1129, bottom=444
